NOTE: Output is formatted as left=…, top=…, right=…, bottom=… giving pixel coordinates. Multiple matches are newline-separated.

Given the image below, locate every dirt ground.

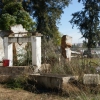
left=0, top=84, right=100, bottom=100
left=0, top=84, right=69, bottom=100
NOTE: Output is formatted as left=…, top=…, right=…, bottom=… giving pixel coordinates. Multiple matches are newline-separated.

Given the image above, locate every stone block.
left=83, top=74, right=100, bottom=85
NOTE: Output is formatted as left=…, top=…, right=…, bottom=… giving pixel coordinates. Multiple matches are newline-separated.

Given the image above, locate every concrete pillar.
left=65, top=47, right=71, bottom=62
left=31, top=36, right=41, bottom=72
left=0, top=37, right=4, bottom=61
left=3, top=37, right=13, bottom=66
left=61, top=35, right=72, bottom=60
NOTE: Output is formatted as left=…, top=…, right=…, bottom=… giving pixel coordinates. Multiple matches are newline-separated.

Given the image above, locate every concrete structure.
left=3, top=35, right=42, bottom=72
left=0, top=67, right=79, bottom=94
left=3, top=37, right=13, bottom=66
left=29, top=74, right=79, bottom=91
left=83, top=74, right=100, bottom=85
left=0, top=37, right=4, bottom=61
left=61, top=35, right=72, bottom=61
left=0, top=66, right=33, bottom=83
left=61, top=35, right=82, bottom=61
left=10, top=24, right=27, bottom=33
left=65, top=47, right=71, bottom=61
left=0, top=24, right=42, bottom=72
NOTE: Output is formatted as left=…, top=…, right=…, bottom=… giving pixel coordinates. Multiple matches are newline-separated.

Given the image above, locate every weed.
left=5, top=76, right=27, bottom=89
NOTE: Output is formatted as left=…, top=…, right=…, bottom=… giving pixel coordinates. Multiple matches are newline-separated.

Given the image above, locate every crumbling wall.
left=61, top=35, right=72, bottom=60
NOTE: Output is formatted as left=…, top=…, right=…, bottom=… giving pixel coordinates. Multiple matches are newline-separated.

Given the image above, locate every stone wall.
left=0, top=66, right=34, bottom=83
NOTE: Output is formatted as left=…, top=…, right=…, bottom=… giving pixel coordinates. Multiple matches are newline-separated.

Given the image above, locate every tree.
left=70, top=0, right=100, bottom=50
left=22, top=0, right=71, bottom=38
left=0, top=0, right=3, bottom=14
left=0, top=0, right=36, bottom=65
left=0, top=1, right=35, bottom=30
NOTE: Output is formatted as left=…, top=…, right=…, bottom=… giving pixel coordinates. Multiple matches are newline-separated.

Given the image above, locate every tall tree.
left=22, top=0, right=71, bottom=38
left=0, top=0, right=3, bottom=14
left=70, top=0, right=100, bottom=50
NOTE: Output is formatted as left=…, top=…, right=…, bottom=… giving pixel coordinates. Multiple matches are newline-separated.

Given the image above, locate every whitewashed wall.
left=0, top=37, right=4, bottom=61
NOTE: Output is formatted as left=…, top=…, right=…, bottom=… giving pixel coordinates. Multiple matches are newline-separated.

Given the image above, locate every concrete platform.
left=0, top=66, right=34, bottom=83
left=28, top=73, right=79, bottom=91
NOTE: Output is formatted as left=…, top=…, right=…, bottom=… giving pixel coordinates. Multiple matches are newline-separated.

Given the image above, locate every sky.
left=58, top=0, right=84, bottom=44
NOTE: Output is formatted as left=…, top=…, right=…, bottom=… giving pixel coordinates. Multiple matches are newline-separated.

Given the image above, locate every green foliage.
left=16, top=43, right=32, bottom=66
left=6, top=76, right=27, bottom=89
left=0, top=1, right=35, bottom=31
left=52, top=31, right=62, bottom=46
left=0, top=13, right=16, bottom=30
left=23, top=0, right=71, bottom=38
left=14, top=10, right=35, bottom=30
left=2, top=2, right=23, bottom=15
left=70, top=0, right=100, bottom=49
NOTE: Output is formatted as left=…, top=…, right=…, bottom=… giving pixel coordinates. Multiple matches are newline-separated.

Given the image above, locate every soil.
left=0, top=84, right=69, bottom=100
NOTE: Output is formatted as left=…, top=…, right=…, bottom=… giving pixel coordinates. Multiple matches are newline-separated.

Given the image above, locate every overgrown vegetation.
left=5, top=76, right=28, bottom=89
left=0, top=0, right=100, bottom=99
left=15, top=37, right=100, bottom=74
left=3, top=41, right=100, bottom=99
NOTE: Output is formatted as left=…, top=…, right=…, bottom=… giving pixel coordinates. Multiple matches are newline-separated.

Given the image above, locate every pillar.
left=3, top=37, right=13, bottom=66
left=31, top=36, right=41, bottom=72
left=65, top=47, right=71, bottom=62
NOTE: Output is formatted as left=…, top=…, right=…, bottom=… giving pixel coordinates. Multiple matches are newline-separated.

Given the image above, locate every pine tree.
left=70, top=0, right=100, bottom=50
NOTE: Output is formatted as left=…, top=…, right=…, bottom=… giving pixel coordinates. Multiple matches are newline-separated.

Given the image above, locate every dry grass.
left=0, top=84, right=35, bottom=100
left=1, top=84, right=100, bottom=100
left=0, top=84, right=71, bottom=100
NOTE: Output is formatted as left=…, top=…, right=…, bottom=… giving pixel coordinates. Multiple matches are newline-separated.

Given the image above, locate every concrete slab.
left=28, top=74, right=78, bottom=91
left=83, top=74, right=100, bottom=85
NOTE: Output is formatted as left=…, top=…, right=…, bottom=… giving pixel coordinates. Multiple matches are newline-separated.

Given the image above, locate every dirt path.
left=0, top=85, right=36, bottom=100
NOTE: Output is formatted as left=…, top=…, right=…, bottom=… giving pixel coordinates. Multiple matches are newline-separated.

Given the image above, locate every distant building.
left=77, top=43, right=83, bottom=47
left=72, top=43, right=83, bottom=48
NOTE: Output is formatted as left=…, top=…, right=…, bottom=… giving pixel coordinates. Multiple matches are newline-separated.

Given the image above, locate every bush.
left=6, top=76, right=27, bottom=89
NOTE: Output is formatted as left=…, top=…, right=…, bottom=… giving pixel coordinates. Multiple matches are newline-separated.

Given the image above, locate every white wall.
left=0, top=37, right=4, bottom=61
